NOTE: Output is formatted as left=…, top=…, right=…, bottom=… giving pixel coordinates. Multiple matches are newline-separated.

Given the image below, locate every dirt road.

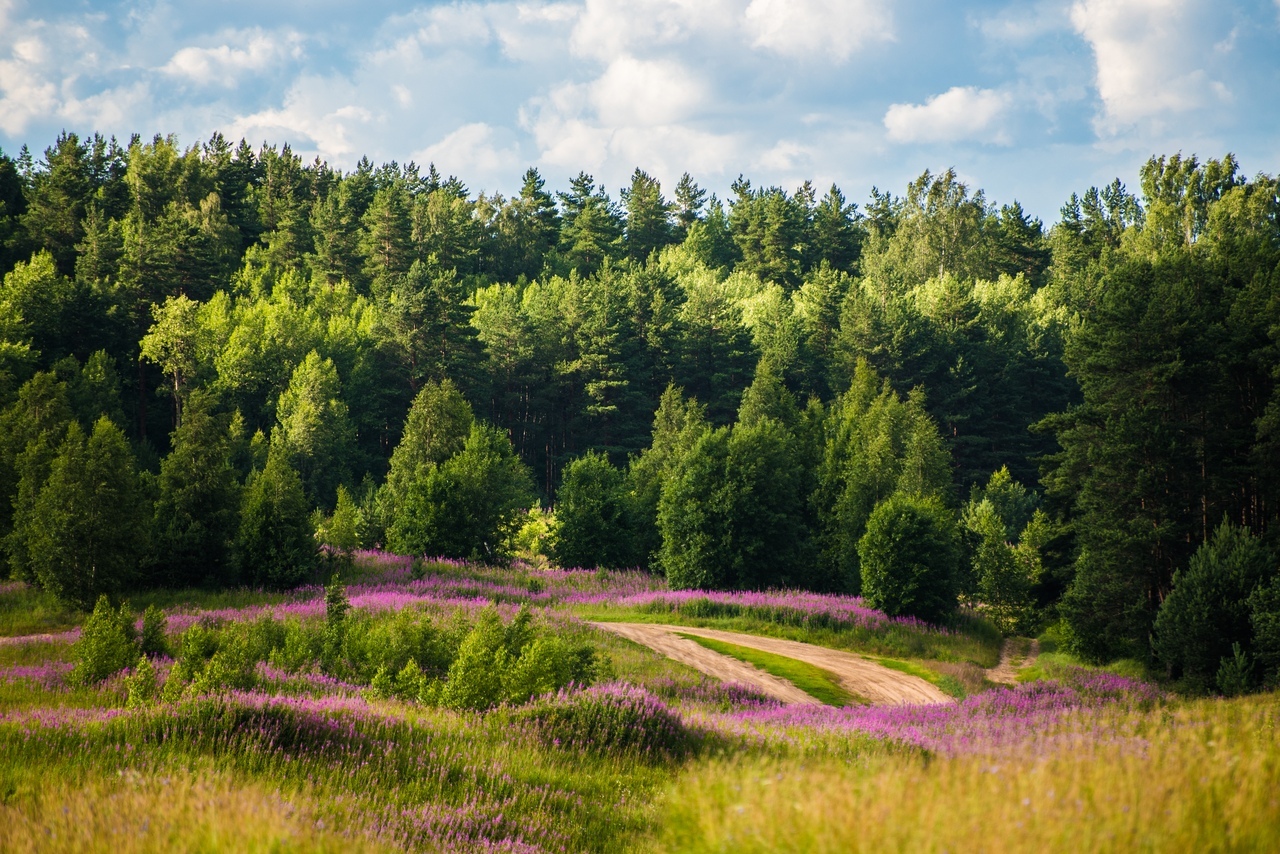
left=592, top=622, right=952, bottom=706
left=985, top=637, right=1040, bottom=685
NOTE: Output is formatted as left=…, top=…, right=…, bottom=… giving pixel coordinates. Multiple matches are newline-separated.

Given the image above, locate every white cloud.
left=883, top=86, right=1012, bottom=144
left=569, top=0, right=736, bottom=62
left=744, top=0, right=894, bottom=61
left=0, top=48, right=57, bottom=135
left=162, top=29, right=303, bottom=88
left=228, top=76, right=371, bottom=162
left=591, top=55, right=708, bottom=126
left=413, top=122, right=521, bottom=185
left=1070, top=0, right=1225, bottom=134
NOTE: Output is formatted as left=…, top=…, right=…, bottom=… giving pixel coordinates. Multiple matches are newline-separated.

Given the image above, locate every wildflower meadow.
left=1, top=552, right=1277, bottom=852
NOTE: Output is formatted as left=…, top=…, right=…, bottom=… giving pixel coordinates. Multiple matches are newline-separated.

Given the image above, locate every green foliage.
left=553, top=452, right=636, bottom=570
left=140, top=604, right=169, bottom=658
left=438, top=607, right=598, bottom=711
left=659, top=416, right=815, bottom=591
left=858, top=494, right=960, bottom=625
left=815, top=362, right=954, bottom=592
left=511, top=506, right=555, bottom=569
left=69, top=595, right=139, bottom=686
left=390, top=423, right=535, bottom=561
left=14, top=417, right=146, bottom=608
left=149, top=390, right=241, bottom=587
left=316, top=484, right=362, bottom=557
left=1153, top=523, right=1275, bottom=690
left=274, top=350, right=355, bottom=508
left=379, top=379, right=473, bottom=525
left=124, top=655, right=159, bottom=707
left=235, top=445, right=317, bottom=589
left=962, top=497, right=1037, bottom=635
left=1216, top=642, right=1254, bottom=697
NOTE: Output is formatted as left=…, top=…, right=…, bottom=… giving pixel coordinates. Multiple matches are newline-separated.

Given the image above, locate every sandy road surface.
left=985, top=637, right=1040, bottom=685
left=592, top=622, right=952, bottom=706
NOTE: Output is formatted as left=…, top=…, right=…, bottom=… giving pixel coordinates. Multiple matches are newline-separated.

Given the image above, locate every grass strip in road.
left=676, top=633, right=863, bottom=706
left=860, top=654, right=966, bottom=699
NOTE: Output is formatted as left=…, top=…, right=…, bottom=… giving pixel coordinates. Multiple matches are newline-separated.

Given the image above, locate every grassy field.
left=1, top=552, right=1275, bottom=852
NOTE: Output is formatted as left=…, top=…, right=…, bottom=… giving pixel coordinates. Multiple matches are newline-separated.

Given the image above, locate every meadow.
left=1, top=553, right=1276, bottom=853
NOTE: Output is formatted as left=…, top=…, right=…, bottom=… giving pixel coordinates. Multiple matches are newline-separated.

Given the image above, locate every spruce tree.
left=20, top=418, right=147, bottom=608
left=235, top=445, right=317, bottom=589
left=149, top=391, right=241, bottom=587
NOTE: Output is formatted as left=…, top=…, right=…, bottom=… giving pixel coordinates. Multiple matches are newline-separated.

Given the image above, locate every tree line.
left=1, top=132, right=1278, bottom=692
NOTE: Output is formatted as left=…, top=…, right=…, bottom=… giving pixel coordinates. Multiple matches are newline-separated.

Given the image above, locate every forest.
left=0, top=131, right=1278, bottom=692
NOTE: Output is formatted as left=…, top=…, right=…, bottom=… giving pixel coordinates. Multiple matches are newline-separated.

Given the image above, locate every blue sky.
left=1, top=0, right=1277, bottom=222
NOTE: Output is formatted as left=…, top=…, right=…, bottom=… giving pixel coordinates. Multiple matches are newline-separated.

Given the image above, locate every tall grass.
left=654, top=694, right=1280, bottom=853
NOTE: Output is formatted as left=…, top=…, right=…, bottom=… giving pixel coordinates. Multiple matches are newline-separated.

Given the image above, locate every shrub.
left=1153, top=522, right=1274, bottom=690
left=140, top=604, right=169, bottom=658
left=437, top=609, right=510, bottom=711
left=858, top=494, right=960, bottom=625
left=69, top=595, right=139, bottom=686
left=1217, top=643, right=1254, bottom=697
left=518, top=684, right=692, bottom=758
left=552, top=452, right=636, bottom=570
left=437, top=607, right=601, bottom=711
left=125, top=657, right=159, bottom=707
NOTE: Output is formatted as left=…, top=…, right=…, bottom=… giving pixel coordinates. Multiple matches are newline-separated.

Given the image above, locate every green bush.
left=125, top=656, right=159, bottom=707
left=140, top=604, right=169, bottom=658
left=858, top=494, right=960, bottom=624
left=438, top=607, right=600, bottom=711
left=1153, top=522, right=1274, bottom=691
left=69, top=595, right=139, bottom=686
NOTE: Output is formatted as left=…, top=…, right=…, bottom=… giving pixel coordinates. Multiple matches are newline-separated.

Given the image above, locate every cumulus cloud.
left=591, top=55, right=708, bottom=126
left=413, top=122, right=522, bottom=185
left=0, top=35, right=58, bottom=135
left=162, top=29, right=304, bottom=88
left=228, top=77, right=372, bottom=162
left=883, top=86, right=1012, bottom=144
left=744, top=0, right=894, bottom=61
left=1070, top=0, right=1226, bottom=134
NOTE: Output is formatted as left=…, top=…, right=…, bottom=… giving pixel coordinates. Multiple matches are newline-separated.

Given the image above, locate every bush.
left=858, top=494, right=960, bottom=625
left=140, top=604, right=169, bottom=658
left=125, top=657, right=159, bottom=707
left=552, top=452, right=636, bottom=570
left=437, top=607, right=600, bottom=711
left=69, top=595, right=139, bottom=686
left=518, top=684, right=692, bottom=758
left=1153, top=522, right=1274, bottom=690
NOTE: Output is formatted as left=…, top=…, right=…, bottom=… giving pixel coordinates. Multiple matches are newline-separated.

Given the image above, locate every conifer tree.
left=18, top=418, right=147, bottom=608
left=235, top=444, right=317, bottom=589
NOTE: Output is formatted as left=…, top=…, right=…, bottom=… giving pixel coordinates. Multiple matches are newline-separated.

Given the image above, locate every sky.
left=1, top=0, right=1277, bottom=222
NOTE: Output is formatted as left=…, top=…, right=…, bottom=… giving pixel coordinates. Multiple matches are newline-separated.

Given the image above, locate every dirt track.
left=592, top=622, right=952, bottom=706
left=985, top=637, right=1040, bottom=685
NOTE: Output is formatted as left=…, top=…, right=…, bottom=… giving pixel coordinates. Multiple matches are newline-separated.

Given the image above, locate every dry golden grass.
left=654, top=694, right=1280, bottom=853
left=0, top=766, right=387, bottom=854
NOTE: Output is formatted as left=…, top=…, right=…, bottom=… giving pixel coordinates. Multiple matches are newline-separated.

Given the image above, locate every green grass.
left=676, top=633, right=863, bottom=706
left=859, top=653, right=968, bottom=699
left=0, top=583, right=82, bottom=637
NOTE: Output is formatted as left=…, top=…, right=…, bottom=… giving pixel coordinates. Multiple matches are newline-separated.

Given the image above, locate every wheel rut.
left=592, top=622, right=952, bottom=706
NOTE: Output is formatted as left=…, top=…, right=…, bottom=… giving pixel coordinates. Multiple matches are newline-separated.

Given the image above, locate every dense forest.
left=1, top=132, right=1278, bottom=691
